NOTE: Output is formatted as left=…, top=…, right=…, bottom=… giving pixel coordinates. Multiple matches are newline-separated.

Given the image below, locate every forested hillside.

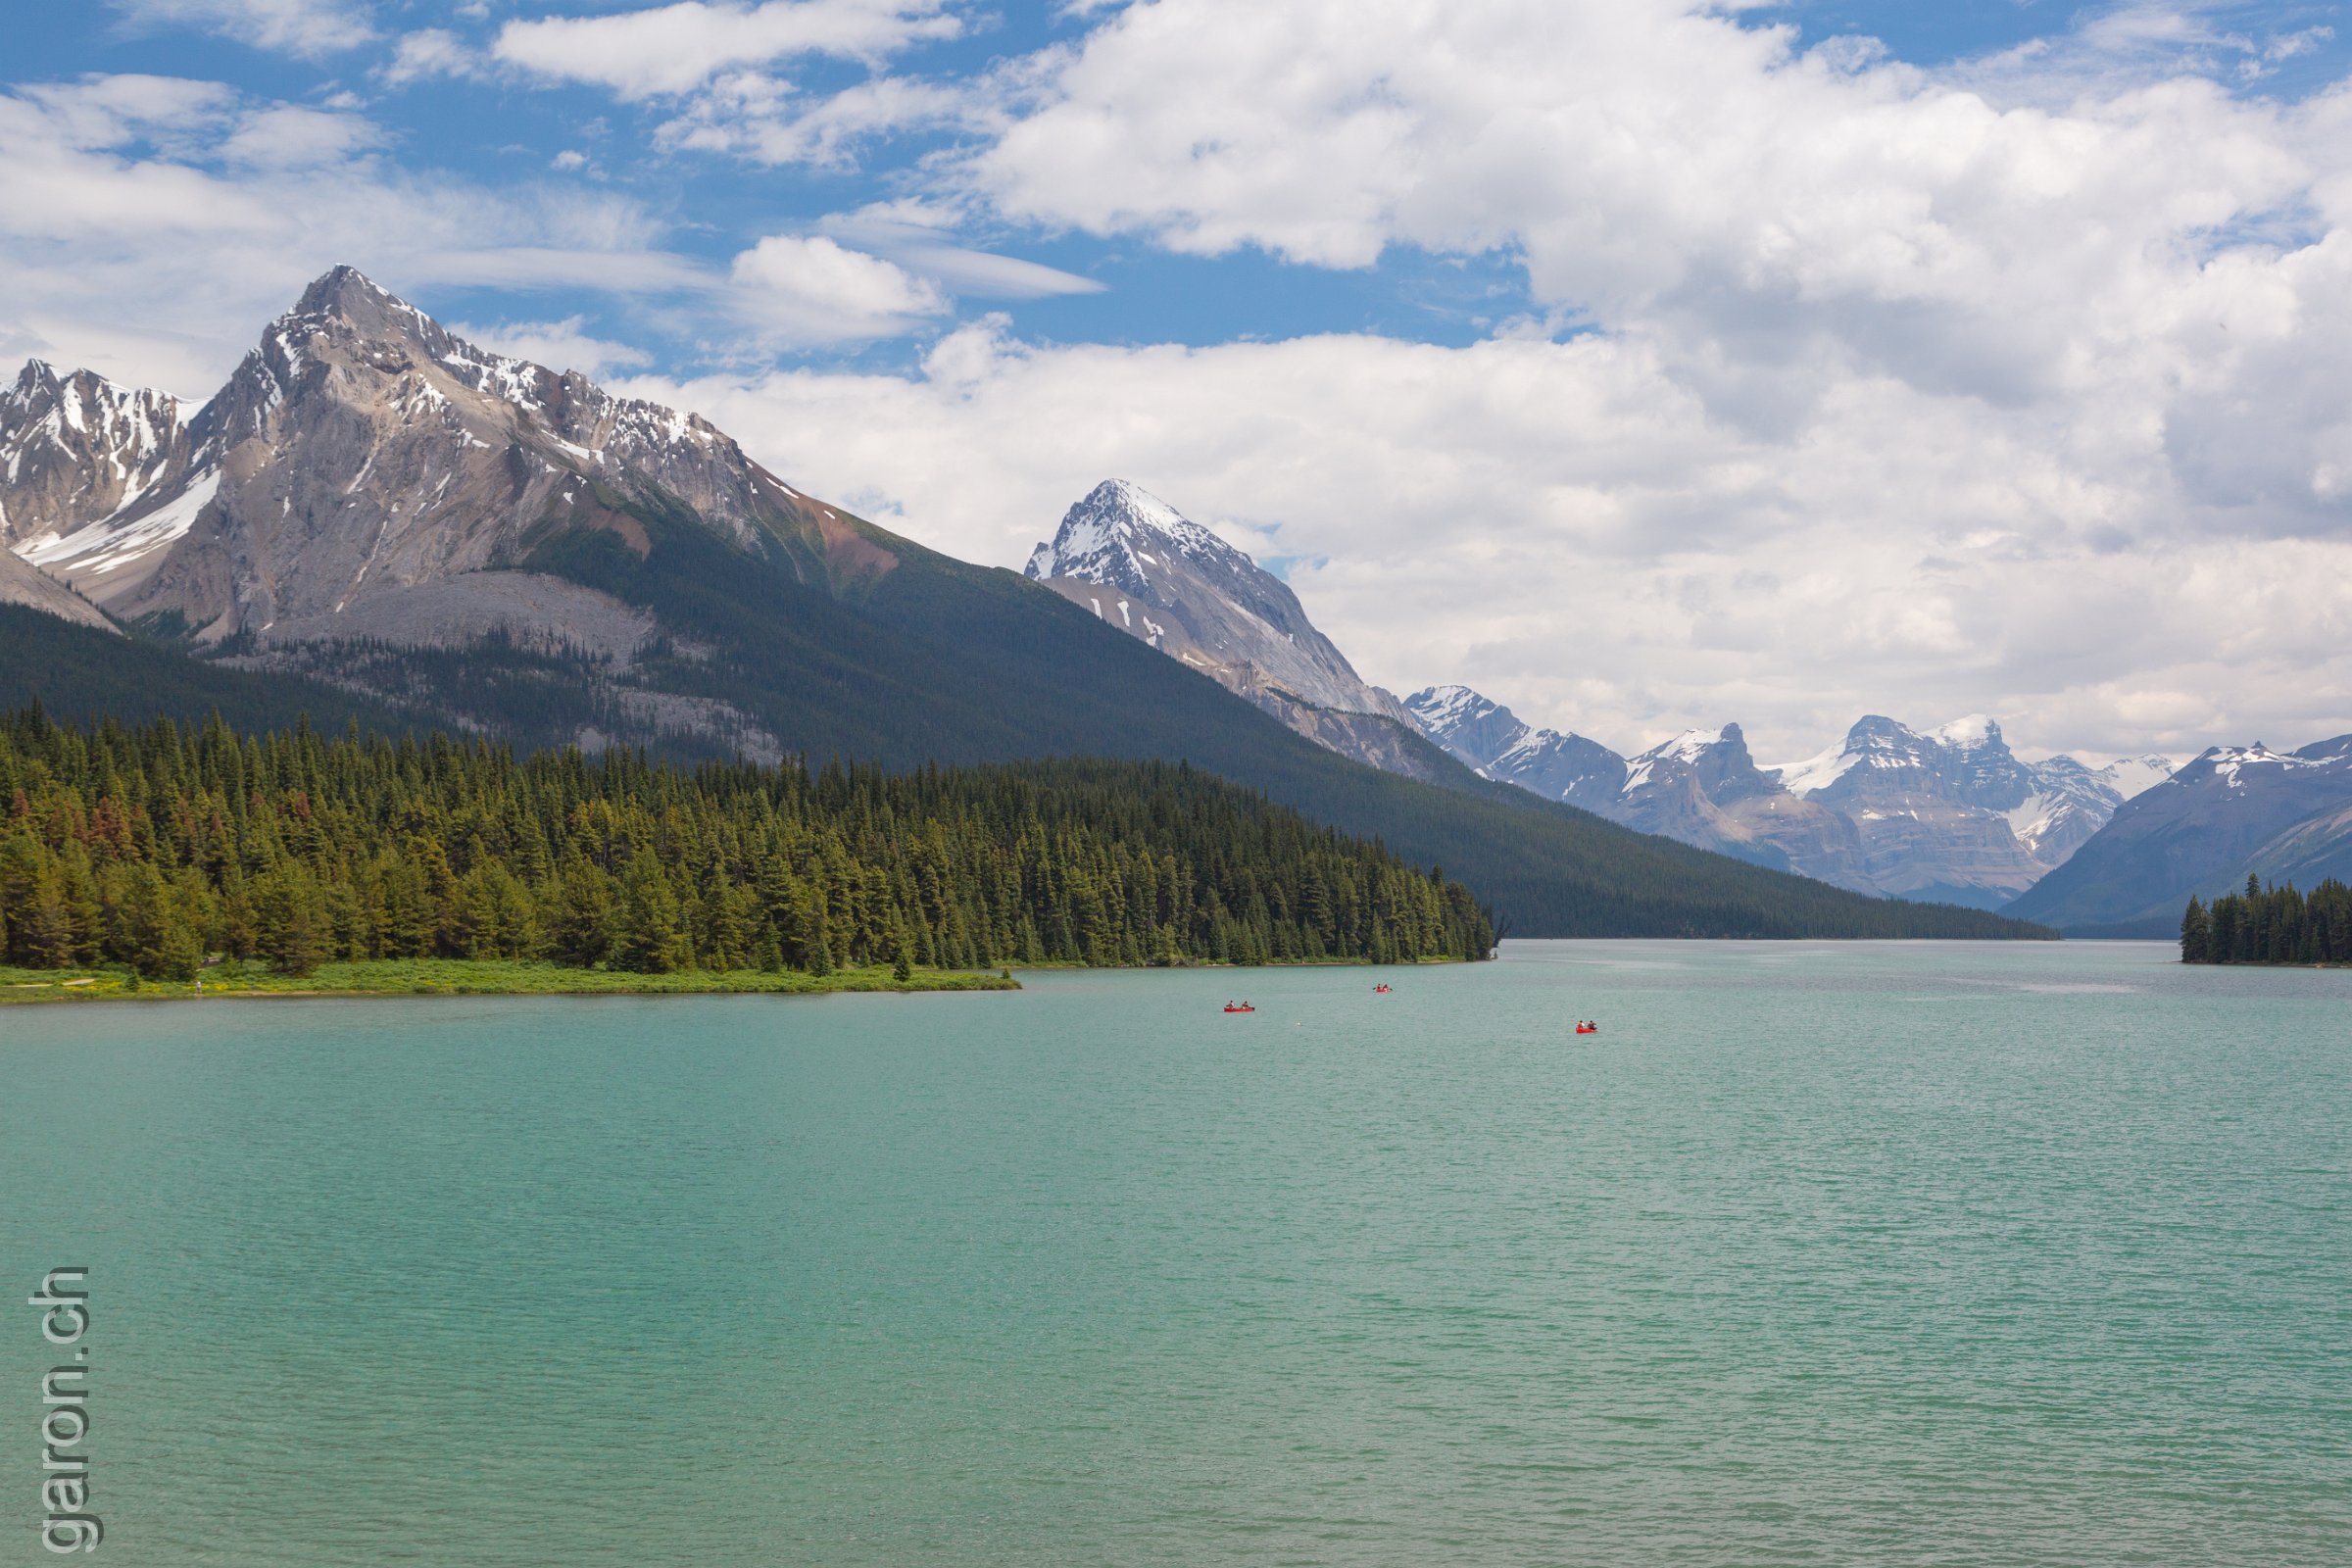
left=0, top=709, right=1494, bottom=980
left=0, top=605, right=407, bottom=737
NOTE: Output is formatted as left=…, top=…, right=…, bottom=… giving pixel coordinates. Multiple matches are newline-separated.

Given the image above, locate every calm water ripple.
left=2, top=941, right=2347, bottom=1565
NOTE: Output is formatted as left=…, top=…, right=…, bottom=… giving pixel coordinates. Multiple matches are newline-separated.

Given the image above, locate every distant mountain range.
left=1407, top=688, right=2176, bottom=909
left=0, top=268, right=2044, bottom=941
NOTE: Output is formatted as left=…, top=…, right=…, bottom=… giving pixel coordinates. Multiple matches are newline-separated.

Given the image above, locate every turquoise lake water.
left=3, top=940, right=2348, bottom=1565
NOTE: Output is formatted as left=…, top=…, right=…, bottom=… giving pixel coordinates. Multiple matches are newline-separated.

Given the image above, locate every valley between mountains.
left=1, top=268, right=2310, bottom=941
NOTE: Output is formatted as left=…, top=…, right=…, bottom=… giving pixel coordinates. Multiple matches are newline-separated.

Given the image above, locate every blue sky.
left=8, top=1, right=2352, bottom=759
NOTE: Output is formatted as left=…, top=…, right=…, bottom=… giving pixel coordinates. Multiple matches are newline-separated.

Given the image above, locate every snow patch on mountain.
left=23, top=468, right=220, bottom=577
left=1769, top=740, right=1860, bottom=797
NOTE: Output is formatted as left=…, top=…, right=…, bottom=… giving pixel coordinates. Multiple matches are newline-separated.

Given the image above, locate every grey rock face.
left=1027, top=479, right=1440, bottom=777
left=10, top=267, right=894, bottom=641
left=1772, top=715, right=2173, bottom=907
left=1616, top=726, right=1874, bottom=890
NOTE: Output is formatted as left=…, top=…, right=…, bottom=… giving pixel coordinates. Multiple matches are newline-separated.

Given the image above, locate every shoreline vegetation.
left=1, top=957, right=1020, bottom=1004
left=2, top=951, right=1476, bottom=1004
left=2180, top=876, right=2352, bottom=965
left=0, top=709, right=1497, bottom=989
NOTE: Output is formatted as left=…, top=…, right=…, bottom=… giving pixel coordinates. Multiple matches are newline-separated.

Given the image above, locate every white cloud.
left=216, top=104, right=383, bottom=168
left=378, top=28, right=485, bottom=88
left=27, top=1, right=2352, bottom=762
left=725, top=233, right=949, bottom=343
left=446, top=316, right=653, bottom=376
left=493, top=0, right=962, bottom=99
left=657, top=70, right=984, bottom=167
left=818, top=202, right=1103, bottom=298
left=108, top=0, right=376, bottom=57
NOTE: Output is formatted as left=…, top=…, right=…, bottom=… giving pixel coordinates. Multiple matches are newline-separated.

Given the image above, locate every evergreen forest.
left=2179, top=876, right=2352, bottom=964
left=0, top=708, right=1494, bottom=981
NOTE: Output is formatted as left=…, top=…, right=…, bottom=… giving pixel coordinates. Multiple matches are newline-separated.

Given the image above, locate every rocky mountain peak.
left=1022, top=479, right=1432, bottom=776
left=296, top=264, right=396, bottom=319
left=1626, top=724, right=1782, bottom=805
left=1405, top=685, right=1531, bottom=766
left=6, top=267, right=889, bottom=640
left=1025, top=478, right=1250, bottom=601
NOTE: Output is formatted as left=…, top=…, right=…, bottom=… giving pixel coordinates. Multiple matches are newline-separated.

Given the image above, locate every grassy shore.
left=0, top=958, right=1019, bottom=1004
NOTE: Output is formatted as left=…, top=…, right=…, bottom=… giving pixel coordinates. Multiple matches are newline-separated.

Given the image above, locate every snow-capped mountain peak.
left=1022, top=479, right=1432, bottom=775
left=2191, top=743, right=2338, bottom=791
left=1404, top=683, right=1629, bottom=811
left=2094, top=754, right=2176, bottom=803
left=1024, top=478, right=1249, bottom=599
left=1405, top=683, right=1491, bottom=736
left=2, top=360, right=196, bottom=555
left=1660, top=725, right=1735, bottom=764
left=1403, top=684, right=1532, bottom=767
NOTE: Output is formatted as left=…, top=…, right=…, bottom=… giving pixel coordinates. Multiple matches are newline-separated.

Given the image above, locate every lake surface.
left=3, top=941, right=2348, bottom=1566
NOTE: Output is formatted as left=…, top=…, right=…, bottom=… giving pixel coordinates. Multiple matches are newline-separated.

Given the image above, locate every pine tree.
left=611, top=854, right=685, bottom=974
left=2180, top=897, right=2209, bottom=964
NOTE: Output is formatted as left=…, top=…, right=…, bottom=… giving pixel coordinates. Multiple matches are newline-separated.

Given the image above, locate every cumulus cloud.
left=493, top=0, right=962, bottom=99
left=216, top=104, right=384, bottom=167
left=108, top=0, right=376, bottom=57
left=725, top=233, right=949, bottom=343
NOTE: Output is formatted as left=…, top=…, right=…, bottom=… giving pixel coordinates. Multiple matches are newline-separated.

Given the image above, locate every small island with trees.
left=0, top=708, right=1494, bottom=1003
left=2179, top=876, right=2352, bottom=965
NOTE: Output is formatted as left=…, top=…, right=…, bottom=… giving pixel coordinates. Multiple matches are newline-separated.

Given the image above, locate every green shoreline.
left=0, top=958, right=1021, bottom=1004
left=0, top=953, right=1460, bottom=1004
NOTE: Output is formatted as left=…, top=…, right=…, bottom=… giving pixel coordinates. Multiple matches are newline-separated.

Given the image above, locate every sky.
left=10, top=0, right=2352, bottom=764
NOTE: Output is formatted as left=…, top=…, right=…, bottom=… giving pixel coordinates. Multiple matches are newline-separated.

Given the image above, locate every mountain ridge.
left=1410, top=685, right=2173, bottom=906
